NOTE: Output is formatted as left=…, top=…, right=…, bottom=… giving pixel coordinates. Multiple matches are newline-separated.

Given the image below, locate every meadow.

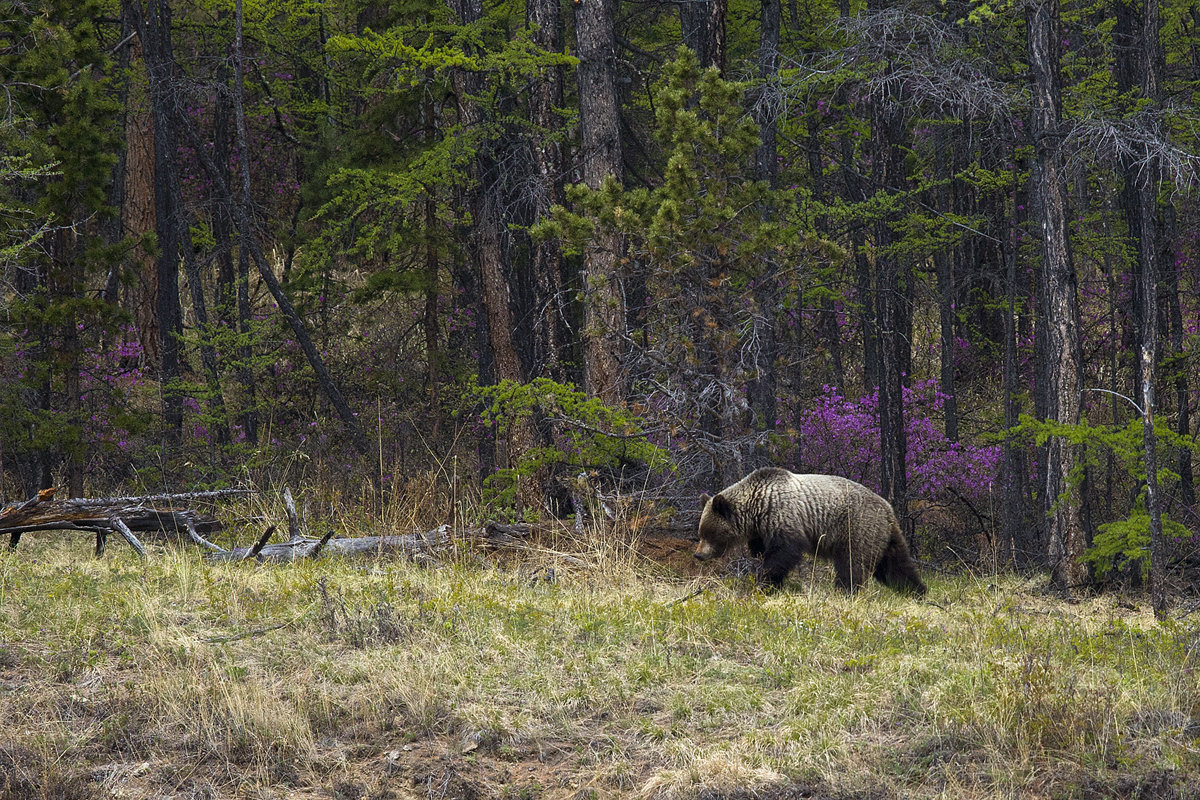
left=1, top=502, right=1198, bottom=800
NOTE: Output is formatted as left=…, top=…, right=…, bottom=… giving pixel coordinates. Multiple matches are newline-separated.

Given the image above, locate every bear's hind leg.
left=759, top=539, right=803, bottom=588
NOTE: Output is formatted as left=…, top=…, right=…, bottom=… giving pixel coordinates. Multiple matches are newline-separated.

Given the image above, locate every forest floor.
left=1, top=515, right=1199, bottom=800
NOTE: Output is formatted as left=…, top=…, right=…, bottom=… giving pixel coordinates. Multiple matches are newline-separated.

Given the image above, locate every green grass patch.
left=1, top=531, right=1198, bottom=799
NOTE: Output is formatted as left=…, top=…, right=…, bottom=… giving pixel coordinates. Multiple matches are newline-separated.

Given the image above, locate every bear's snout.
left=693, top=540, right=718, bottom=561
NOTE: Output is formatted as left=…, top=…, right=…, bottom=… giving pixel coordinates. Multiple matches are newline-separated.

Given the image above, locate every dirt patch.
left=639, top=535, right=703, bottom=576
left=405, top=753, right=481, bottom=800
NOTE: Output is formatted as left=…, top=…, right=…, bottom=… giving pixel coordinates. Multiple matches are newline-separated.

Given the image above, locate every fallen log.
left=207, top=524, right=452, bottom=563
left=1, top=489, right=248, bottom=556
left=207, top=521, right=535, bottom=564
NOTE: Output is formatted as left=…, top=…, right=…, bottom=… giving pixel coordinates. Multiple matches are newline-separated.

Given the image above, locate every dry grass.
left=1, top=497, right=1199, bottom=800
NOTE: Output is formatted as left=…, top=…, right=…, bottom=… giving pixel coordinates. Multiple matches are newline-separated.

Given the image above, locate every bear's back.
left=730, top=469, right=893, bottom=546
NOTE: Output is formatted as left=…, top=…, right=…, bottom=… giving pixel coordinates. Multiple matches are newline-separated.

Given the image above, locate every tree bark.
left=121, top=0, right=159, bottom=365
left=1027, top=0, right=1087, bottom=591
left=1001, top=179, right=1029, bottom=566
left=1164, top=204, right=1194, bottom=510
left=682, top=0, right=728, bottom=73
left=141, top=0, right=229, bottom=450
left=575, top=0, right=626, bottom=403
left=527, top=0, right=566, bottom=379
left=445, top=0, right=523, bottom=389
left=868, top=0, right=911, bottom=547
left=934, top=245, right=958, bottom=442
left=213, top=76, right=258, bottom=445
left=1133, top=0, right=1167, bottom=618
left=747, top=0, right=781, bottom=461
left=144, top=0, right=183, bottom=453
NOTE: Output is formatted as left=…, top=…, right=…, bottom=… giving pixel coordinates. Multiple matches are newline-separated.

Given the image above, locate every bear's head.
left=694, top=492, right=737, bottom=561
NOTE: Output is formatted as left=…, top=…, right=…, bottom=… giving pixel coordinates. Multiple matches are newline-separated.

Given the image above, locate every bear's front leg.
left=747, top=536, right=765, bottom=557
left=759, top=539, right=803, bottom=589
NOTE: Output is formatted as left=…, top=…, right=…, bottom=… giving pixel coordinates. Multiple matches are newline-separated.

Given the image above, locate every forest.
left=6, top=2, right=1200, bottom=798
left=4, top=0, right=1200, bottom=599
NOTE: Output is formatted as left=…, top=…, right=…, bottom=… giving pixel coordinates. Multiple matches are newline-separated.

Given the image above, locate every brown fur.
left=695, top=467, right=926, bottom=595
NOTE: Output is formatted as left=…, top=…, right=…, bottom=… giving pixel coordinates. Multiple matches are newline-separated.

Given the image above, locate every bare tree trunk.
left=446, top=0, right=538, bottom=507
left=835, top=0, right=875, bottom=393
left=424, top=192, right=440, bottom=435
left=1164, top=204, right=1194, bottom=510
left=747, top=0, right=780, bottom=462
left=527, top=0, right=565, bottom=379
left=574, top=0, right=625, bottom=403
left=144, top=0, right=183, bottom=455
left=1027, top=0, right=1086, bottom=591
left=121, top=0, right=159, bottom=365
left=1001, top=181, right=1029, bottom=567
left=230, top=0, right=368, bottom=453
left=212, top=77, right=258, bottom=445
left=934, top=245, right=958, bottom=442
left=868, top=0, right=911, bottom=547
left=937, top=125, right=962, bottom=442
left=55, top=229, right=85, bottom=498
left=682, top=0, right=728, bottom=73
left=445, top=0, right=523, bottom=390
left=1133, top=0, right=1167, bottom=618
left=142, top=0, right=229, bottom=450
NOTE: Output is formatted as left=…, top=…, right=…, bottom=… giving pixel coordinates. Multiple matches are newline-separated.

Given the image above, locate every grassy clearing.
left=1, top=520, right=1198, bottom=800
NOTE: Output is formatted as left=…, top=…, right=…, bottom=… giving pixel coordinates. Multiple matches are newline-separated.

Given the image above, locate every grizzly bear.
left=694, top=467, right=926, bottom=595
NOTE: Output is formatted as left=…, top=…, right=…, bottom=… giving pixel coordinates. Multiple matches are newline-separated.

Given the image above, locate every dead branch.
left=307, top=529, right=337, bottom=558
left=109, top=517, right=147, bottom=558
left=245, top=525, right=277, bottom=561
left=282, top=486, right=303, bottom=541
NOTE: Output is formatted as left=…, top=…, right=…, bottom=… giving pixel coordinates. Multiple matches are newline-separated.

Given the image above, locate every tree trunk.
left=1134, top=0, right=1167, bottom=619
left=121, top=0, right=159, bottom=365
left=747, top=0, right=781, bottom=461
left=1001, top=180, right=1029, bottom=567
left=212, top=78, right=258, bottom=445
left=868, top=0, right=911, bottom=546
left=934, top=246, right=958, bottom=442
left=574, top=0, right=626, bottom=404
left=527, top=0, right=566, bottom=379
left=144, top=0, right=183, bottom=454
left=142, top=0, right=229, bottom=450
left=682, top=0, right=728, bottom=73
left=1027, top=0, right=1086, bottom=591
left=1164, top=204, right=1194, bottom=509
left=52, top=228, right=85, bottom=499
left=228, top=0, right=368, bottom=453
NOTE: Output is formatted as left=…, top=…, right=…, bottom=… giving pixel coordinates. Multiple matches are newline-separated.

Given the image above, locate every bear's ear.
left=699, top=492, right=711, bottom=510
left=711, top=493, right=733, bottom=518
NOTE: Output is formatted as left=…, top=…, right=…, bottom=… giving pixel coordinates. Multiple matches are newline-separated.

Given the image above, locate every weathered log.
left=0, top=490, right=244, bottom=555
left=478, top=522, right=532, bottom=549
left=208, top=525, right=452, bottom=563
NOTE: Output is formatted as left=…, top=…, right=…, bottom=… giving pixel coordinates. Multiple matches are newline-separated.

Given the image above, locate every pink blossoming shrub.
left=795, top=379, right=1001, bottom=508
